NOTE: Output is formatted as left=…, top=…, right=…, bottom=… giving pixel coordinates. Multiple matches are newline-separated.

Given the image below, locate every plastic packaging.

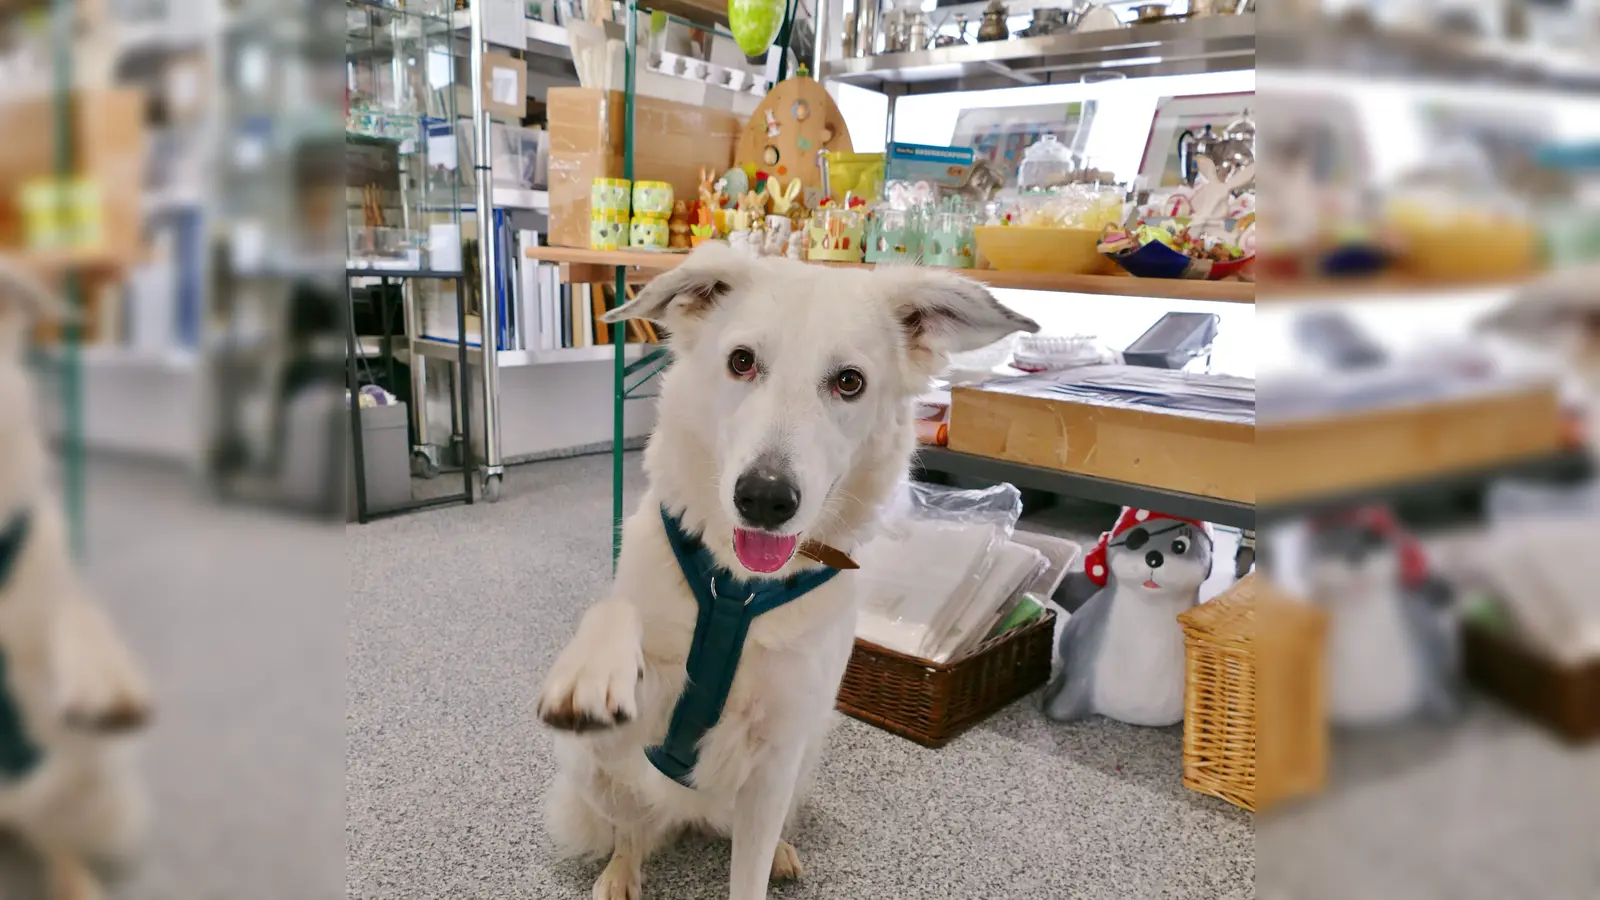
left=825, top=151, right=885, bottom=206
left=855, top=481, right=1032, bottom=662
left=1011, top=334, right=1121, bottom=373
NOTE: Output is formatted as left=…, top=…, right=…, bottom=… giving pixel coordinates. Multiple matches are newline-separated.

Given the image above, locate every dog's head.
left=606, top=243, right=1038, bottom=576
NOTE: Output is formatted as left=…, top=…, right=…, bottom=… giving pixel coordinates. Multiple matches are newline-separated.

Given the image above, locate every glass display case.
left=345, top=0, right=462, bottom=272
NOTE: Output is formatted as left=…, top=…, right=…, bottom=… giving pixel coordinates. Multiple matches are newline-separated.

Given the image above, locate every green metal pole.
left=613, top=0, right=638, bottom=566
left=52, top=0, right=85, bottom=560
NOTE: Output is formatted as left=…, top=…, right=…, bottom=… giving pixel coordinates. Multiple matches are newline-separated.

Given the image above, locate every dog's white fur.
left=0, top=262, right=152, bottom=900
left=537, top=244, right=1037, bottom=900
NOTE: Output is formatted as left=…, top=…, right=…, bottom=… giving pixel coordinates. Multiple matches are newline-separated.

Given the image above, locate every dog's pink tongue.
left=734, top=529, right=798, bottom=574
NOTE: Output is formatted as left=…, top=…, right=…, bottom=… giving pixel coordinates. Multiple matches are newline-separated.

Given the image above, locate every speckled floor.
left=346, top=453, right=1255, bottom=900
left=10, top=453, right=1592, bottom=900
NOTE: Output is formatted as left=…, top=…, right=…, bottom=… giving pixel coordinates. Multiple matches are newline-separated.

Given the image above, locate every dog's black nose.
left=1146, top=550, right=1165, bottom=569
left=734, top=466, right=801, bottom=530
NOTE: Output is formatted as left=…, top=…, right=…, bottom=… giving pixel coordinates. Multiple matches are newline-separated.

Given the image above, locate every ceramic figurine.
left=737, top=188, right=769, bottom=222
left=785, top=229, right=806, bottom=259
left=763, top=215, right=792, bottom=256
left=726, top=230, right=754, bottom=255
left=768, top=177, right=801, bottom=218
left=1042, top=507, right=1214, bottom=727
left=698, top=167, right=721, bottom=212
left=667, top=201, right=692, bottom=249
left=1306, top=506, right=1459, bottom=726
left=1188, top=156, right=1255, bottom=243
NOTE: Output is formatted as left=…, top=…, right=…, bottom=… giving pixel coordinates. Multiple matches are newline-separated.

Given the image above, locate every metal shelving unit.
left=583, top=8, right=1261, bottom=561
left=822, top=15, right=1255, bottom=95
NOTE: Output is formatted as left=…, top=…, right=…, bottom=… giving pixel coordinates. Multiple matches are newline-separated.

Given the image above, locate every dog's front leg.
left=538, top=598, right=643, bottom=731
left=728, top=742, right=804, bottom=900
left=51, top=594, right=152, bottom=734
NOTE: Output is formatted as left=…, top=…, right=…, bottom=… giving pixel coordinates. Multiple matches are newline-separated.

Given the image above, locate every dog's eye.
left=727, top=347, right=757, bottom=379
left=1172, top=538, right=1188, bottom=556
left=832, top=368, right=866, bottom=399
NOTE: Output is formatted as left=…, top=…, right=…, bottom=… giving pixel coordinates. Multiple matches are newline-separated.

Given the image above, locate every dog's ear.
left=601, top=242, right=749, bottom=328
left=878, top=267, right=1039, bottom=379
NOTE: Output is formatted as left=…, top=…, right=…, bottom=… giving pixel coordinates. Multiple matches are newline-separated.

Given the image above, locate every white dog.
left=0, top=262, right=152, bottom=900
left=536, top=243, right=1037, bottom=900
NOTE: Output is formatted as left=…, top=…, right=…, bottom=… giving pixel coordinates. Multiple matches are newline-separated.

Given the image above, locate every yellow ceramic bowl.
left=974, top=226, right=1117, bottom=275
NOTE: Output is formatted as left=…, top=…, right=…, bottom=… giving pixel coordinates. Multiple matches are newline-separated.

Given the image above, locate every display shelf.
left=523, top=245, right=1256, bottom=303
left=1261, top=22, right=1600, bottom=91
left=821, top=15, right=1256, bottom=95
left=915, top=446, right=1256, bottom=530
left=412, top=338, right=648, bottom=367
left=1262, top=274, right=1532, bottom=303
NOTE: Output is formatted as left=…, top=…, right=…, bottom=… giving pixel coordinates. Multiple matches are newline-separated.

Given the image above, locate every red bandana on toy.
left=1083, top=507, right=1211, bottom=588
left=1310, top=506, right=1429, bottom=589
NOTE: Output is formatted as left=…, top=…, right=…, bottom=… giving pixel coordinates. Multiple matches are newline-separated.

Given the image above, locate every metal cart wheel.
left=411, top=448, right=440, bottom=479
left=482, top=472, right=503, bottom=503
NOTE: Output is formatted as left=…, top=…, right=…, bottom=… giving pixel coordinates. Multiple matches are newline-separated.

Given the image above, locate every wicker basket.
left=837, top=610, right=1056, bottom=748
left=1178, top=575, right=1327, bottom=812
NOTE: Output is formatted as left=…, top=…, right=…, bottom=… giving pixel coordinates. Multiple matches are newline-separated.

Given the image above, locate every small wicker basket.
left=1178, top=574, right=1327, bottom=812
left=836, top=610, right=1056, bottom=748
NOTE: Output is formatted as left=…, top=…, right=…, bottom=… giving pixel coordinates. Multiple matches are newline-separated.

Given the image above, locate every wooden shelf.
left=524, top=246, right=1256, bottom=304
left=1262, top=274, right=1533, bottom=303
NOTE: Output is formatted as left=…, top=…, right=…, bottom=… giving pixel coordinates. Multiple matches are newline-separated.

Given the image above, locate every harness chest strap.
left=0, top=511, right=42, bottom=779
left=645, top=507, right=840, bottom=787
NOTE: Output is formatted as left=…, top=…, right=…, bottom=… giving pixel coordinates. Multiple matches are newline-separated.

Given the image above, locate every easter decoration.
left=1099, top=156, right=1256, bottom=280
left=734, top=77, right=851, bottom=193
left=689, top=202, right=715, bottom=247
left=668, top=200, right=692, bottom=249
left=729, top=0, right=785, bottom=56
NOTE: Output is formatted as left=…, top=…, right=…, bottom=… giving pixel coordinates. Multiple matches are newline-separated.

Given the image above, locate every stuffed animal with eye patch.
left=1042, top=507, right=1213, bottom=727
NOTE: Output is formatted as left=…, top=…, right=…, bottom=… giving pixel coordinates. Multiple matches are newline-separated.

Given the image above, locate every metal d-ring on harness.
left=645, top=508, right=841, bottom=787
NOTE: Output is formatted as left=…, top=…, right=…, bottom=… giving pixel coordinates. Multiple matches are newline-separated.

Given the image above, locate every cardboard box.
left=461, top=50, right=526, bottom=120
left=545, top=87, right=742, bottom=248
left=949, top=372, right=1257, bottom=504
left=1255, top=383, right=1564, bottom=505
left=0, top=88, right=144, bottom=268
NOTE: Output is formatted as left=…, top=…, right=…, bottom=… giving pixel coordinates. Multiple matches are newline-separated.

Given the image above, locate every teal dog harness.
left=645, top=507, right=840, bottom=787
left=0, top=511, right=41, bottom=780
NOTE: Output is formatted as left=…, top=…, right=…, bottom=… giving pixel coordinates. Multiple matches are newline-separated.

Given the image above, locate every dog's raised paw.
left=771, top=840, right=803, bottom=881
left=591, top=856, right=642, bottom=900
left=538, top=642, right=640, bottom=733
left=64, top=694, right=151, bottom=734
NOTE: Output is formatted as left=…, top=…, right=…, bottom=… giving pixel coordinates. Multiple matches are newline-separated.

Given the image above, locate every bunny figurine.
left=738, top=189, right=769, bottom=220
left=1189, top=156, right=1255, bottom=242
left=698, top=167, right=720, bottom=212
left=768, top=177, right=801, bottom=217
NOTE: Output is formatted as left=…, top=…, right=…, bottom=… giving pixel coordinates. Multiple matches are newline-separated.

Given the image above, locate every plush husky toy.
left=1306, top=506, right=1458, bottom=726
left=1042, top=507, right=1213, bottom=726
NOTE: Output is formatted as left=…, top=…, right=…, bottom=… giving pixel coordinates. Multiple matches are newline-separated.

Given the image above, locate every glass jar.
left=864, top=206, right=921, bottom=263
left=807, top=207, right=866, bottom=261
left=1018, top=134, right=1078, bottom=192
left=923, top=210, right=977, bottom=268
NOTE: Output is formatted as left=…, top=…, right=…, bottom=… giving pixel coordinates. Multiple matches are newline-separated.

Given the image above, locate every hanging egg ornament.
left=729, top=0, right=786, bottom=56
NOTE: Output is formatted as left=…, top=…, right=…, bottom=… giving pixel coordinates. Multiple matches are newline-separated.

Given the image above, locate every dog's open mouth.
left=733, top=528, right=798, bottom=574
